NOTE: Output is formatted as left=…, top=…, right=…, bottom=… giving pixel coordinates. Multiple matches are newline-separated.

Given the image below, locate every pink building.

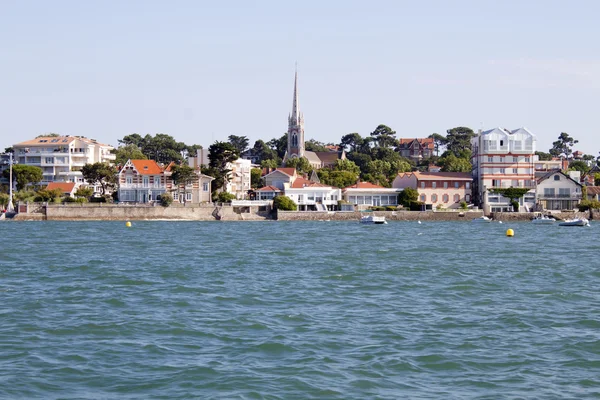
left=392, top=171, right=473, bottom=209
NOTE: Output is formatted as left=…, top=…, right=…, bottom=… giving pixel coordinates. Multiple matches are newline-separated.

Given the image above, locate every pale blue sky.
left=1, top=0, right=599, bottom=155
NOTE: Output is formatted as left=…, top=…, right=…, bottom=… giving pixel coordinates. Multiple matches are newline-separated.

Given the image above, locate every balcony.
left=120, top=183, right=163, bottom=189
left=537, top=193, right=582, bottom=200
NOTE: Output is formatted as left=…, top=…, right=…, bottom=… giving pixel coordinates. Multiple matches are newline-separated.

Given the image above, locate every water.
left=1, top=220, right=600, bottom=399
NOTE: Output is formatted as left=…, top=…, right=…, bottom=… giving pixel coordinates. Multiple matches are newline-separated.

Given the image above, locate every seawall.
left=277, top=210, right=485, bottom=221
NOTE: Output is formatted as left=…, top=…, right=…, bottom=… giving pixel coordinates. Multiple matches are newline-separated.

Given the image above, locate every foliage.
left=267, top=133, right=288, bottom=159
left=159, top=192, right=173, bottom=207
left=76, top=197, right=88, bottom=203
left=90, top=196, right=107, bottom=203
left=595, top=173, right=600, bottom=186
left=285, top=156, right=312, bottom=173
left=260, top=159, right=278, bottom=169
left=578, top=199, right=600, bottom=212
left=549, top=132, right=578, bottom=158
left=112, top=144, right=147, bottom=165
left=118, top=133, right=198, bottom=164
left=216, top=191, right=236, bottom=203
left=171, top=164, right=197, bottom=204
left=445, top=127, right=475, bottom=157
left=332, top=159, right=361, bottom=174
left=36, top=188, right=64, bottom=202
left=409, top=201, right=424, bottom=211
left=305, top=139, right=329, bottom=152
left=251, top=168, right=263, bottom=189
left=14, top=190, right=36, bottom=202
left=317, top=169, right=359, bottom=188
left=398, top=187, right=419, bottom=207
left=4, top=147, right=13, bottom=154
left=460, top=201, right=468, bottom=210
left=0, top=193, right=9, bottom=207
left=273, top=195, right=297, bottom=211
left=75, top=186, right=94, bottom=199
left=370, top=124, right=397, bottom=148
left=491, top=187, right=529, bottom=211
left=385, top=206, right=397, bottom=211
left=568, top=160, right=590, bottom=174
left=208, top=141, right=240, bottom=195
left=3, top=164, right=43, bottom=191
left=428, top=133, right=447, bottom=156
left=228, top=135, right=250, bottom=154
left=510, top=200, right=519, bottom=212
left=438, top=153, right=472, bottom=173
left=81, top=163, right=117, bottom=195
left=339, top=132, right=364, bottom=153
left=251, top=139, right=279, bottom=165
left=36, top=133, right=60, bottom=138
left=535, top=151, right=553, bottom=161
left=62, top=196, right=77, bottom=203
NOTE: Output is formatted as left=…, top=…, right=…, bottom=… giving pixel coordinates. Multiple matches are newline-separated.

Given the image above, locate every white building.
left=342, top=181, right=401, bottom=209
left=536, top=171, right=582, bottom=211
left=284, top=177, right=341, bottom=211
left=13, top=135, right=115, bottom=187
left=471, top=128, right=537, bottom=213
left=225, top=158, right=252, bottom=199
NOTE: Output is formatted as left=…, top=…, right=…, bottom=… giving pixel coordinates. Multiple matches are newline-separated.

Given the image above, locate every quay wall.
left=492, top=211, right=590, bottom=221
left=277, top=210, right=484, bottom=221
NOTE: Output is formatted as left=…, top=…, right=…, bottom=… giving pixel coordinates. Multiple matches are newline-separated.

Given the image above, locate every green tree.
left=81, top=163, right=117, bottom=195
left=332, top=159, right=361, bottom=174
left=438, top=153, right=472, bottom=173
left=398, top=187, right=419, bottom=207
left=0, top=193, right=9, bottom=207
left=36, top=133, right=60, bottom=138
left=4, top=147, right=13, bottom=154
left=119, top=133, right=188, bottom=164
left=273, top=195, right=297, bottom=211
left=317, top=169, right=359, bottom=188
left=159, top=192, right=173, bottom=207
left=305, top=139, right=328, bottom=152
left=535, top=151, right=553, bottom=161
left=251, top=168, right=263, bottom=189
left=595, top=173, right=600, bottom=186
left=3, top=164, right=43, bottom=190
left=208, top=141, right=240, bottom=195
left=228, top=135, right=250, bottom=154
left=549, top=132, right=578, bottom=158
left=370, top=124, right=397, bottom=148
left=285, top=156, right=312, bottom=174
left=428, top=133, right=447, bottom=156
left=112, top=144, right=147, bottom=165
left=36, top=188, right=64, bottom=202
left=568, top=160, right=590, bottom=174
left=490, top=187, right=530, bottom=211
left=267, top=133, right=288, bottom=159
left=216, top=191, right=236, bottom=203
left=74, top=186, right=94, bottom=199
left=339, top=133, right=364, bottom=153
left=445, top=127, right=475, bottom=157
left=260, top=159, right=279, bottom=169
left=171, top=164, right=197, bottom=204
left=251, top=139, right=279, bottom=164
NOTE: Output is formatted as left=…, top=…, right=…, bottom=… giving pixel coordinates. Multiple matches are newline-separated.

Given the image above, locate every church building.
left=282, top=70, right=345, bottom=169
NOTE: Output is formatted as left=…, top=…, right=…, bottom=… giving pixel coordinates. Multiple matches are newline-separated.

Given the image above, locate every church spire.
left=291, top=67, right=300, bottom=124
left=286, top=66, right=305, bottom=159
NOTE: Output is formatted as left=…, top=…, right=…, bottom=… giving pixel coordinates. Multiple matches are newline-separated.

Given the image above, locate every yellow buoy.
left=126, top=221, right=132, bottom=227
left=506, top=228, right=514, bottom=237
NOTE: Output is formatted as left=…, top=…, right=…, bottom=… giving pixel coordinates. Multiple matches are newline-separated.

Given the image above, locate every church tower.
left=287, top=69, right=305, bottom=159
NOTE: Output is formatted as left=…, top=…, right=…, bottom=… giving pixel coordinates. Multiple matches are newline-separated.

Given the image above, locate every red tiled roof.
left=343, top=181, right=386, bottom=189
left=397, top=171, right=472, bottom=181
left=130, top=160, right=164, bottom=175
left=276, top=168, right=297, bottom=176
left=256, top=185, right=282, bottom=192
left=397, top=138, right=434, bottom=149
left=290, top=177, right=331, bottom=189
left=46, top=182, right=76, bottom=193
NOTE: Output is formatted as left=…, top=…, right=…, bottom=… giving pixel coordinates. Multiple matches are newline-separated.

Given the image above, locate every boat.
left=471, top=216, right=492, bottom=223
left=360, top=215, right=387, bottom=225
left=531, top=215, right=556, bottom=224
left=558, top=218, right=590, bottom=227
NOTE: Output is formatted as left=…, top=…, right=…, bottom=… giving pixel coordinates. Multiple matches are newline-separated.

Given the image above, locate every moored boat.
left=360, top=215, right=387, bottom=225
left=471, top=216, right=492, bottom=223
left=531, top=215, right=556, bottom=224
left=558, top=218, right=590, bottom=227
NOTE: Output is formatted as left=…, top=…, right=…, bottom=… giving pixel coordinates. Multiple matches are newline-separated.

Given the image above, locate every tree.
left=535, top=151, right=553, bottom=161
left=112, top=144, right=147, bottom=165
left=216, top=191, right=236, bottom=203
left=36, top=133, right=59, bottom=138
left=595, top=173, right=600, bottom=186
left=170, top=164, right=197, bottom=204
left=228, top=135, right=250, bottom=154
left=317, top=169, right=359, bottom=188
left=74, top=186, right=94, bottom=199
left=81, top=163, right=117, bottom=195
left=261, top=159, right=278, bottom=169
left=208, top=141, right=240, bottom=195
left=398, top=187, right=419, bottom=207
left=445, top=127, right=475, bottom=157
left=159, top=192, right=173, bottom=207
left=370, top=124, right=397, bottom=148
left=332, top=159, right=360, bottom=175
left=438, top=153, right=472, bottom=173
left=305, top=139, right=328, bottom=152
left=267, top=133, right=288, bottom=159
left=0, top=193, right=8, bottom=207
left=428, top=133, right=447, bottom=157
left=3, top=164, right=43, bottom=190
left=4, top=147, right=13, bottom=154
left=568, top=160, right=591, bottom=175
left=251, top=139, right=279, bottom=164
left=285, top=156, right=312, bottom=174
left=490, top=187, right=530, bottom=211
left=339, top=133, right=364, bottom=153
left=251, top=168, right=263, bottom=189
left=273, top=195, right=297, bottom=211
left=549, top=132, right=578, bottom=159
left=118, top=133, right=188, bottom=164
left=36, top=188, right=64, bottom=202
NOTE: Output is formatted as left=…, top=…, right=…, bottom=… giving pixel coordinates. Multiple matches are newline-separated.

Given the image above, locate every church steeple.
left=287, top=67, right=305, bottom=159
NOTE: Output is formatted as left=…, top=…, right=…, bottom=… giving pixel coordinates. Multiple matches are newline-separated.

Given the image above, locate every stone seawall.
left=44, top=205, right=273, bottom=221
left=277, top=210, right=484, bottom=221
left=492, top=211, right=590, bottom=221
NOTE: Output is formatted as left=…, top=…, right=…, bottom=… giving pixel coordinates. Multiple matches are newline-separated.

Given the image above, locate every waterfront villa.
left=46, top=182, right=77, bottom=198
left=342, top=181, right=401, bottom=209
left=284, top=177, right=341, bottom=211
left=536, top=170, right=582, bottom=211
left=392, top=171, right=472, bottom=209
left=471, top=127, right=537, bottom=213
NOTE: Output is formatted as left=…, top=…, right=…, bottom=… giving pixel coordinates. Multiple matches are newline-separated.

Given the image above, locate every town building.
left=187, top=148, right=210, bottom=169
left=12, top=135, right=115, bottom=188
left=392, top=171, right=473, bottom=209
left=536, top=170, right=582, bottom=210
left=342, top=181, right=401, bottom=209
left=471, top=128, right=537, bottom=213
left=225, top=158, right=252, bottom=199
left=282, top=70, right=344, bottom=169
left=46, top=182, right=77, bottom=198
left=397, top=138, right=435, bottom=161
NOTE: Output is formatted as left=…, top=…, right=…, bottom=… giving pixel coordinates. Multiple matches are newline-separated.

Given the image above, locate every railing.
left=120, top=183, right=163, bottom=189
left=537, top=194, right=582, bottom=199
left=231, top=200, right=272, bottom=206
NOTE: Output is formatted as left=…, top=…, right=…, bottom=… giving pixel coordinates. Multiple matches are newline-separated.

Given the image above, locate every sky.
left=1, top=0, right=600, bottom=155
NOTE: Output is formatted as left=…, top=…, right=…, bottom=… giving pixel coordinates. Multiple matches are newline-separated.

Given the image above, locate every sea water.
left=1, top=220, right=599, bottom=399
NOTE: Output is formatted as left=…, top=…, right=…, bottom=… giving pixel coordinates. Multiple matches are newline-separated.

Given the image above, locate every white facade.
left=13, top=135, right=115, bottom=187
left=471, top=128, right=537, bottom=213
left=284, top=183, right=341, bottom=211
left=225, top=158, right=252, bottom=199
left=536, top=171, right=582, bottom=210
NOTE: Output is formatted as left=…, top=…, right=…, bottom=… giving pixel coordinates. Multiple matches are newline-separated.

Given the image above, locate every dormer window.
left=554, top=175, right=560, bottom=181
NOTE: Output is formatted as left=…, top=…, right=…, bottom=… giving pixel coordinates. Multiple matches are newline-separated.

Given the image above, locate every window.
left=525, top=157, right=530, bottom=162
left=154, top=177, right=161, bottom=187
left=499, top=168, right=505, bottom=174
left=465, top=194, right=471, bottom=202
left=492, top=179, right=501, bottom=187
left=143, top=177, right=149, bottom=187
left=466, top=182, right=470, bottom=189
left=488, top=141, right=497, bottom=150
left=421, top=182, right=426, bottom=189
left=454, top=194, right=460, bottom=202
left=559, top=188, right=570, bottom=197
left=488, top=156, right=493, bottom=162
left=499, top=157, right=504, bottom=163
left=443, top=194, right=449, bottom=203
left=420, top=194, right=426, bottom=202
left=45, top=157, right=53, bottom=164
left=186, top=193, right=193, bottom=201
left=432, top=182, right=437, bottom=189
left=454, top=182, right=459, bottom=189
left=203, top=182, right=209, bottom=192
left=431, top=194, right=438, bottom=203
left=544, top=188, right=555, bottom=196
left=513, top=168, right=518, bottom=174
left=443, top=182, right=448, bottom=189
left=500, top=140, right=504, bottom=147
left=173, top=192, right=179, bottom=200
left=554, top=175, right=560, bottom=181
left=513, top=141, right=522, bottom=151
left=513, top=157, right=518, bottom=162
left=126, top=176, right=133, bottom=185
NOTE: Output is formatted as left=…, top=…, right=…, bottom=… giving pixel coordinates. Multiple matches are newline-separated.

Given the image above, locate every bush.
left=409, top=201, right=424, bottom=211
left=578, top=199, right=600, bottom=212
left=511, top=200, right=519, bottom=211
left=159, top=193, right=173, bottom=207
left=385, top=205, right=397, bottom=211
left=398, top=187, right=419, bottom=207
left=62, top=196, right=77, bottom=203
left=216, top=192, right=236, bottom=203
left=273, top=195, right=297, bottom=211
left=90, top=196, right=107, bottom=203
left=460, top=201, right=468, bottom=210
left=76, top=197, right=87, bottom=203
left=371, top=206, right=385, bottom=211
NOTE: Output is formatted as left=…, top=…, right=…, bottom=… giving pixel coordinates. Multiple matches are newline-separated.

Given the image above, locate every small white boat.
left=471, top=216, right=492, bottom=223
left=531, top=215, right=556, bottom=224
left=360, top=215, right=387, bottom=225
left=558, top=218, right=590, bottom=227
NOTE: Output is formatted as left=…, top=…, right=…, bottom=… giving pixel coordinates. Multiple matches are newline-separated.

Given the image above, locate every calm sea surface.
left=1, top=220, right=600, bottom=399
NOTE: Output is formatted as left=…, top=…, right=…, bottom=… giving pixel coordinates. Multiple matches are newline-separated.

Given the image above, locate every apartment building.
left=471, top=128, right=537, bottom=213
left=225, top=158, right=252, bottom=199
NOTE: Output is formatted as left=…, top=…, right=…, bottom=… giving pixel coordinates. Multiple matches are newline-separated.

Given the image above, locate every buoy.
left=126, top=221, right=132, bottom=227
left=506, top=228, right=514, bottom=237
left=418, top=221, right=422, bottom=224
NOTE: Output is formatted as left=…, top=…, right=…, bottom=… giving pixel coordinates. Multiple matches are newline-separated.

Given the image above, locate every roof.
left=343, top=181, right=386, bottom=189
left=586, top=186, right=600, bottom=196
left=14, top=135, right=111, bottom=147
left=397, top=138, right=434, bottom=149
left=304, top=151, right=322, bottom=164
left=290, top=177, right=331, bottom=189
left=537, top=170, right=582, bottom=186
left=397, top=171, right=473, bottom=181
left=130, top=160, right=164, bottom=175
left=313, top=151, right=341, bottom=165
left=46, top=182, right=76, bottom=193
left=256, top=185, right=281, bottom=192
left=275, top=168, right=296, bottom=177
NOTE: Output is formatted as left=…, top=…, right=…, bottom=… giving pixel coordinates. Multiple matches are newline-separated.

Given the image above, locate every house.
left=13, top=135, right=115, bottom=188
left=534, top=157, right=564, bottom=172
left=263, top=168, right=297, bottom=190
left=397, top=138, right=435, bottom=161
left=342, top=181, right=402, bottom=209
left=585, top=186, right=600, bottom=201
left=536, top=171, right=582, bottom=210
left=471, top=127, right=537, bottom=213
left=255, top=185, right=282, bottom=200
left=46, top=182, right=77, bottom=198
left=284, top=177, right=341, bottom=211
left=392, top=171, right=473, bottom=209
left=165, top=163, right=214, bottom=204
